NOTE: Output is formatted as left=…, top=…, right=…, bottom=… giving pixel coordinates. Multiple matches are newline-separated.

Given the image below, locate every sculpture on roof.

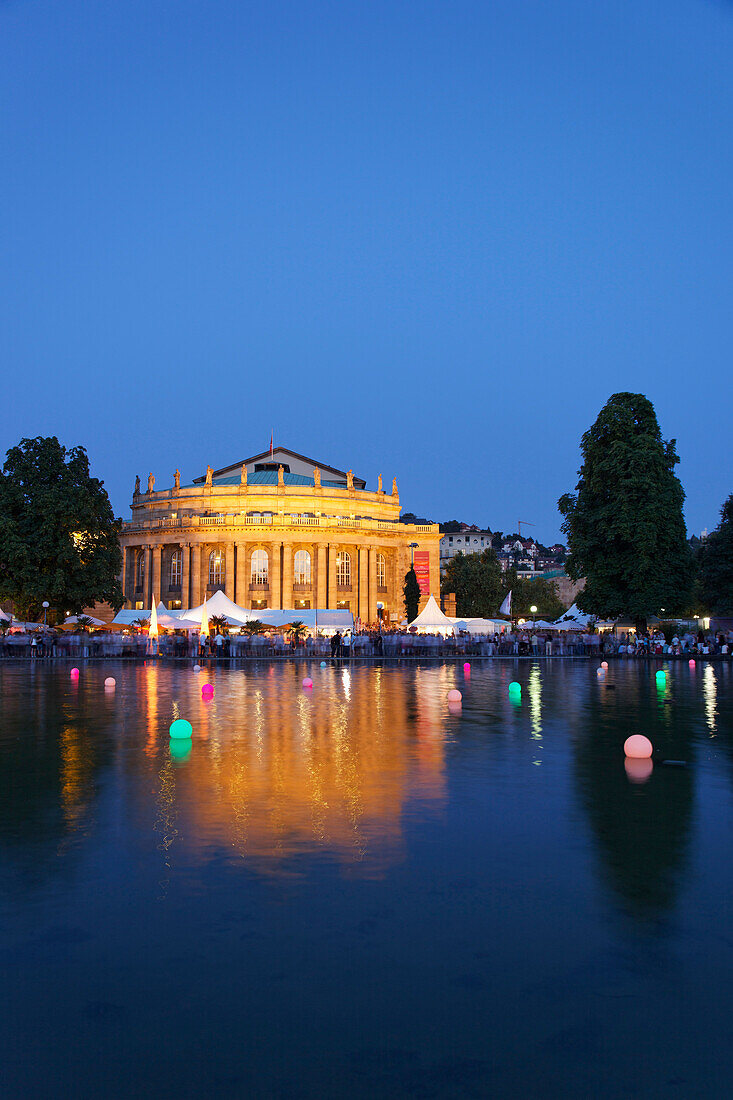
left=313, top=467, right=321, bottom=488
left=147, top=472, right=155, bottom=494
left=278, top=464, right=285, bottom=486
left=174, top=469, right=180, bottom=489
left=347, top=469, right=354, bottom=490
left=392, top=478, right=398, bottom=497
left=205, top=465, right=213, bottom=486
left=134, top=474, right=140, bottom=495
left=240, top=465, right=247, bottom=486
left=377, top=473, right=383, bottom=493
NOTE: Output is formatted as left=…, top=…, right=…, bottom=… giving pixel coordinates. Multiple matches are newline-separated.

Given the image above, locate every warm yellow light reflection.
left=704, top=665, right=717, bottom=734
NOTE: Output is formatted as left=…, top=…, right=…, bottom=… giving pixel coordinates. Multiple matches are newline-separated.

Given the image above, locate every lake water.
left=1, top=658, right=732, bottom=1098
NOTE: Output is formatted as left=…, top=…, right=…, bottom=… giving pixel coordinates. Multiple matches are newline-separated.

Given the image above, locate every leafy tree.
left=242, top=619, right=267, bottom=636
left=698, top=494, right=733, bottom=615
left=286, top=620, right=308, bottom=644
left=403, top=567, right=421, bottom=622
left=132, top=617, right=150, bottom=632
left=441, top=549, right=503, bottom=618
left=209, top=614, right=230, bottom=635
left=0, top=437, right=122, bottom=619
left=511, top=578, right=565, bottom=621
left=440, top=520, right=464, bottom=533
left=558, top=393, right=694, bottom=630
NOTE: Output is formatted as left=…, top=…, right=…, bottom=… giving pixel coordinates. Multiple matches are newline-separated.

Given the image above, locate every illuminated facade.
left=119, top=446, right=440, bottom=624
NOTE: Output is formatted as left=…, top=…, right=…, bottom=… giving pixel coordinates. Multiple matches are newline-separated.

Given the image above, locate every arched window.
left=336, top=550, right=351, bottom=587
left=136, top=550, right=145, bottom=588
left=251, top=548, right=268, bottom=585
left=294, top=550, right=311, bottom=584
left=170, top=549, right=182, bottom=587
left=209, top=549, right=224, bottom=586
left=376, top=552, right=386, bottom=588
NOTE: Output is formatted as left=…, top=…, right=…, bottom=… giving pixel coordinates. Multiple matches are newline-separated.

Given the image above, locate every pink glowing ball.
left=201, top=684, right=214, bottom=698
left=624, top=734, right=653, bottom=759
left=447, top=689, right=462, bottom=703
left=601, top=661, right=608, bottom=669
left=70, top=668, right=79, bottom=677
left=625, top=757, right=653, bottom=784
left=689, top=659, right=695, bottom=667
left=104, top=677, right=116, bottom=688
left=463, top=662, right=471, bottom=671
left=302, top=677, right=313, bottom=688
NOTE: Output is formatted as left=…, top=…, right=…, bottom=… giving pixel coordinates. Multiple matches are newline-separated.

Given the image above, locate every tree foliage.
left=698, top=495, right=733, bottom=616
left=0, top=436, right=123, bottom=619
left=403, top=567, right=421, bottom=622
left=441, top=549, right=503, bottom=618
left=511, top=577, right=565, bottom=621
left=558, top=393, right=693, bottom=627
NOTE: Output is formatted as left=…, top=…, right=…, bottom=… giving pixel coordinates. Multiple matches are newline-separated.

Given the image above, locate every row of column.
left=123, top=541, right=396, bottom=621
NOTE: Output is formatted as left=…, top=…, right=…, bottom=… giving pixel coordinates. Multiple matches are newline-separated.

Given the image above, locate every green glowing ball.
left=170, top=740, right=192, bottom=762
left=509, top=681, right=521, bottom=695
left=655, top=670, right=666, bottom=684
left=169, top=718, right=193, bottom=740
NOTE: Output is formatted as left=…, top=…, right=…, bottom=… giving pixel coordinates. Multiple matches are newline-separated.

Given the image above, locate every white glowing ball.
left=601, top=661, right=608, bottom=669
left=597, top=668, right=605, bottom=677
left=624, top=734, right=653, bottom=759
left=302, top=677, right=313, bottom=688
left=447, top=689, right=462, bottom=703
left=193, top=664, right=201, bottom=672
left=104, top=677, right=116, bottom=688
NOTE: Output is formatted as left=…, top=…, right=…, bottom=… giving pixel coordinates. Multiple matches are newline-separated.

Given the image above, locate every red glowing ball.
left=624, top=734, right=653, bottom=759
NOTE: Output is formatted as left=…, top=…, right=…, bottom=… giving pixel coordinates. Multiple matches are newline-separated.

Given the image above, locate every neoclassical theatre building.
left=120, top=446, right=440, bottom=624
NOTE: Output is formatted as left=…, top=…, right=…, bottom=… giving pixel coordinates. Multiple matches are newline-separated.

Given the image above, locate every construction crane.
left=517, top=520, right=536, bottom=538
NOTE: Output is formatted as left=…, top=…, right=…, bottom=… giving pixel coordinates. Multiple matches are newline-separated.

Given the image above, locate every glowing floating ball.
left=169, top=718, right=193, bottom=740
left=201, top=684, right=214, bottom=698
left=170, top=740, right=192, bottom=762
left=597, top=667, right=605, bottom=677
left=601, top=661, right=608, bottom=669
left=624, top=734, right=653, bottom=759
left=70, top=667, right=79, bottom=678
left=447, top=689, right=462, bottom=702
left=625, top=757, right=653, bottom=784
left=302, top=677, right=313, bottom=688
left=463, top=662, right=471, bottom=671
left=509, top=682, right=521, bottom=696
left=320, top=661, right=327, bottom=668
left=689, top=659, right=695, bottom=668
left=104, top=677, right=116, bottom=688
left=656, top=670, right=666, bottom=686
left=193, top=664, right=201, bottom=672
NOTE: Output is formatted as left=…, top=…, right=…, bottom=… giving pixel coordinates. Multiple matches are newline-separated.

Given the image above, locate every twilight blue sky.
left=2, top=0, right=731, bottom=541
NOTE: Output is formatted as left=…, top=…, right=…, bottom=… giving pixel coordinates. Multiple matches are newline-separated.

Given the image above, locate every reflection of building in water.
left=146, top=667, right=446, bottom=876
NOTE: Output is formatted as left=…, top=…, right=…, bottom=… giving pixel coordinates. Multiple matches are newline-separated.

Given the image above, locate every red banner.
left=413, top=551, right=430, bottom=594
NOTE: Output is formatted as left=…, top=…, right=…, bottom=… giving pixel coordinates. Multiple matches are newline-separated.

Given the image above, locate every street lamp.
left=409, top=542, right=418, bottom=566
left=530, top=604, right=537, bottom=625
left=42, top=601, right=49, bottom=626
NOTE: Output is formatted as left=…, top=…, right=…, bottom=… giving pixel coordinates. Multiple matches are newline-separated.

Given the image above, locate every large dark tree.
left=403, top=567, right=421, bottom=622
left=0, top=437, right=123, bottom=619
left=558, top=393, right=693, bottom=630
left=441, top=549, right=503, bottom=618
left=511, top=577, right=565, bottom=621
left=698, top=495, right=733, bottom=616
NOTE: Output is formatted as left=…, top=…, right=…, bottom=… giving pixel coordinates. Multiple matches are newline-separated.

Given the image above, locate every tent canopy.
left=449, top=617, right=503, bottom=634
left=554, top=603, right=595, bottom=628
left=410, top=594, right=456, bottom=635
left=63, top=614, right=106, bottom=627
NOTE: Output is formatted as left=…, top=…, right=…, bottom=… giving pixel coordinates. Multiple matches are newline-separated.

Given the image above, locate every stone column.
left=368, top=546, right=378, bottom=625
left=328, top=545, right=337, bottom=610
left=181, top=543, right=190, bottom=609
left=316, top=545, right=327, bottom=610
left=190, top=544, right=201, bottom=607
left=142, top=545, right=151, bottom=608
left=270, top=541, right=281, bottom=609
left=152, top=544, right=162, bottom=605
left=236, top=542, right=247, bottom=606
left=121, top=545, right=129, bottom=605
left=225, top=542, right=235, bottom=600
left=359, top=545, right=369, bottom=624
left=282, top=543, right=293, bottom=610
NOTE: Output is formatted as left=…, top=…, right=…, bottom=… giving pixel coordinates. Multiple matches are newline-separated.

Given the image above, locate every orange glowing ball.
left=624, top=734, right=653, bottom=759
left=104, top=677, right=116, bottom=688
left=601, top=661, right=608, bottom=669
left=625, top=757, right=653, bottom=784
left=447, top=689, right=462, bottom=703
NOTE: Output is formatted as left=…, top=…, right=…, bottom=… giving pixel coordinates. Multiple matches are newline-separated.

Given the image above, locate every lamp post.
left=42, top=601, right=49, bottom=626
left=409, top=541, right=418, bottom=567
left=530, top=604, right=537, bottom=625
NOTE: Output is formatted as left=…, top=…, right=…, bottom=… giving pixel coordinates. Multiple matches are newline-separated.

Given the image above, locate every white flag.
left=499, top=591, right=512, bottom=617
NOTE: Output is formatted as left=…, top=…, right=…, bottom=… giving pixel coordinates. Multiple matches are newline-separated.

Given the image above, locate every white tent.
left=553, top=603, right=594, bottom=628
left=63, top=614, right=106, bottom=627
left=0, top=608, right=11, bottom=622
left=180, top=589, right=253, bottom=627
left=449, top=617, right=503, bottom=634
left=410, top=594, right=456, bottom=635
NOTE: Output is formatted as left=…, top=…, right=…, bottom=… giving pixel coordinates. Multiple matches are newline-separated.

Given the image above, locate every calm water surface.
left=1, top=659, right=732, bottom=1098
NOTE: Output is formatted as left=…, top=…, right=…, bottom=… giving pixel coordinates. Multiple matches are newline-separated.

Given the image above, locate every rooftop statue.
left=347, top=469, right=354, bottom=490
left=147, top=472, right=155, bottom=494
left=174, top=469, right=180, bottom=489
left=377, top=474, right=383, bottom=493
left=278, top=464, right=285, bottom=486
left=240, top=465, right=247, bottom=486
left=134, top=474, right=140, bottom=495
left=205, top=465, right=213, bottom=486
left=392, top=478, right=398, bottom=497
left=313, top=467, right=321, bottom=488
